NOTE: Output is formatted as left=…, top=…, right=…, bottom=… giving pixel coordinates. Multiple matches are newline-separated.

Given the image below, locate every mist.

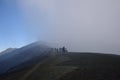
left=18, top=0, right=120, bottom=54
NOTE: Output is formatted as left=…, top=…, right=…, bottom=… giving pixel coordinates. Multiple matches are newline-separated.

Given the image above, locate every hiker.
left=62, top=46, right=68, bottom=53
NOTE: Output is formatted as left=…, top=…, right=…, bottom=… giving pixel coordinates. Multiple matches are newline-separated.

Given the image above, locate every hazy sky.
left=0, top=0, right=36, bottom=51
left=0, top=0, right=24, bottom=50
left=0, top=0, right=120, bottom=54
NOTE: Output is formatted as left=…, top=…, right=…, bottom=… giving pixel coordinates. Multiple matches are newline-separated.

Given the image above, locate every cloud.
left=18, top=0, right=120, bottom=54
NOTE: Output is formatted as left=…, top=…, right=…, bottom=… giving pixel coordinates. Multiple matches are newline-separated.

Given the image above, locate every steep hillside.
left=0, top=42, right=51, bottom=75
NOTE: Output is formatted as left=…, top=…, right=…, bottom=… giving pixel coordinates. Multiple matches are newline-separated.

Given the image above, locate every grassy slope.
left=1, top=52, right=120, bottom=80
left=24, top=54, right=77, bottom=80
left=58, top=52, right=120, bottom=80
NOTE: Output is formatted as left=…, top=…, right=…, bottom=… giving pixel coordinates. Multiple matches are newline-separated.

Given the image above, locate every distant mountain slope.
left=0, top=42, right=52, bottom=75
left=0, top=48, right=17, bottom=56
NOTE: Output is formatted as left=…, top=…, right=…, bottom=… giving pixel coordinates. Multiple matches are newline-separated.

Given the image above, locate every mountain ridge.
left=0, top=42, right=52, bottom=75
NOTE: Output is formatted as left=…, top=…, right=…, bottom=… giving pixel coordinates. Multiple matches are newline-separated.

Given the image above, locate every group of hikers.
left=51, top=46, right=68, bottom=53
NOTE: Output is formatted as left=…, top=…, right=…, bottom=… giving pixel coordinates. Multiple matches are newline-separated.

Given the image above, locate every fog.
left=18, top=0, right=120, bottom=54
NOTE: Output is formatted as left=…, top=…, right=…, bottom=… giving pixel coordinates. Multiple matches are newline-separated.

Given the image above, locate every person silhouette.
left=62, top=46, right=67, bottom=53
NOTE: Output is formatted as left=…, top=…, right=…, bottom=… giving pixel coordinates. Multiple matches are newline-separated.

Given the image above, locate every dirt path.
left=19, top=56, right=54, bottom=80
left=19, top=53, right=75, bottom=80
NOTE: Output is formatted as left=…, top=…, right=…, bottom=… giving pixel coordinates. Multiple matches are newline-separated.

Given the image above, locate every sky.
left=0, top=0, right=120, bottom=54
left=0, top=0, right=36, bottom=51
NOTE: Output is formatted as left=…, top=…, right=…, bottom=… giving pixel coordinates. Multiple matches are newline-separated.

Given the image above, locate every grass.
left=58, top=52, right=120, bottom=80
left=1, top=52, right=120, bottom=80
